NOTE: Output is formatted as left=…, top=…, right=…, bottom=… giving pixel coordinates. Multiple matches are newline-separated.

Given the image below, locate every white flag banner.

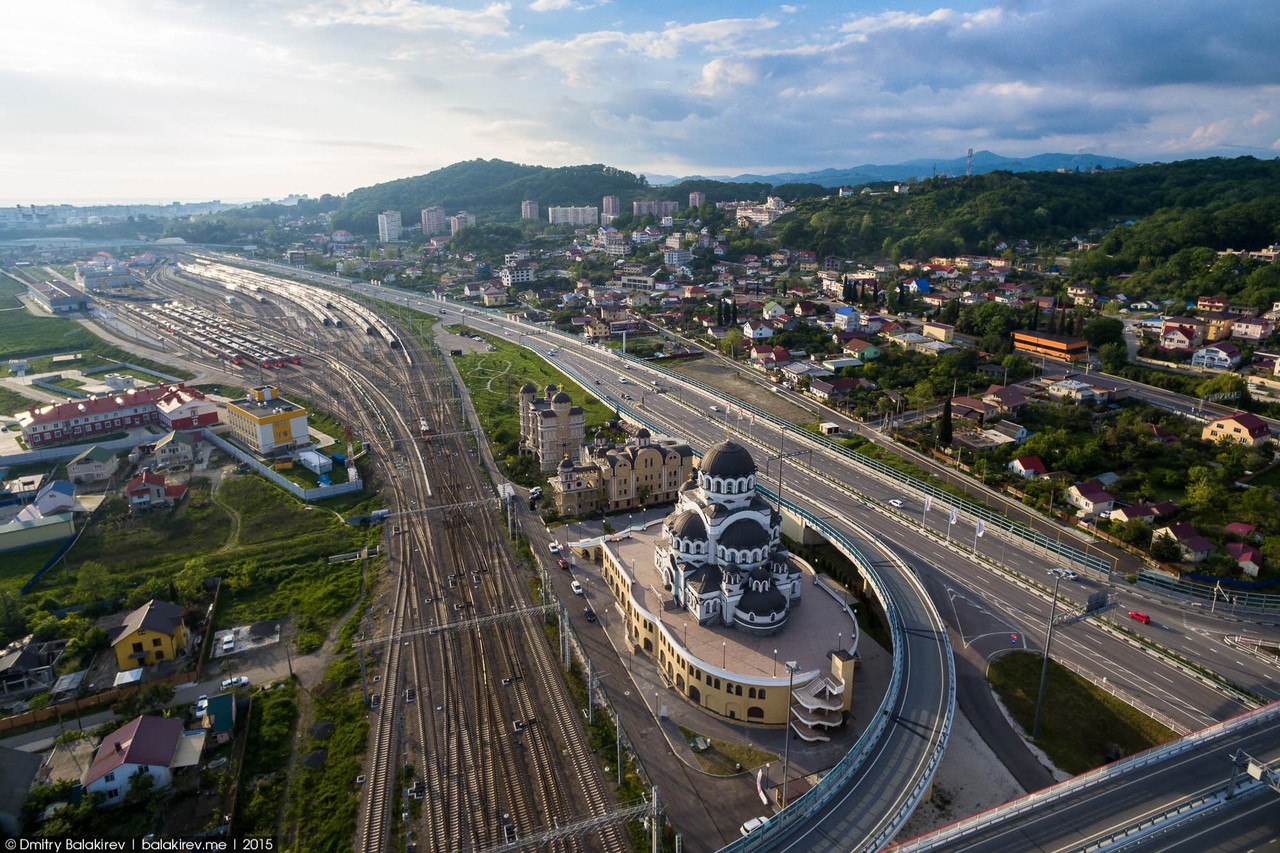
left=949, top=506, right=959, bottom=525
left=923, top=495, right=933, bottom=513
left=975, top=519, right=986, bottom=537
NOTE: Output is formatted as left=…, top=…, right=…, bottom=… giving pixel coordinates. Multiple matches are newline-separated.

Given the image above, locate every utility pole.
left=1032, top=572, right=1063, bottom=739
left=650, top=786, right=661, bottom=853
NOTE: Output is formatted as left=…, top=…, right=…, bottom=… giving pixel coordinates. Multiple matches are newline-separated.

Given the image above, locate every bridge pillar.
left=780, top=507, right=824, bottom=545
left=830, top=648, right=856, bottom=712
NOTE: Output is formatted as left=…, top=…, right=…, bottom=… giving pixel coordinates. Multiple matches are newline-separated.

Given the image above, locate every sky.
left=3, top=0, right=1278, bottom=205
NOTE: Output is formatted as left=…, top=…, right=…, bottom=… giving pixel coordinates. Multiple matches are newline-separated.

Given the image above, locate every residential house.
left=1190, top=342, right=1242, bottom=370
left=125, top=472, right=187, bottom=510
left=201, top=693, right=237, bottom=746
left=1046, top=378, right=1106, bottom=404
left=1067, top=284, right=1095, bottom=306
left=109, top=599, right=189, bottom=670
left=809, top=376, right=875, bottom=404
left=66, top=446, right=119, bottom=485
left=841, top=339, right=881, bottom=360
left=922, top=322, right=955, bottom=343
left=761, top=301, right=787, bottom=320
left=950, top=395, right=997, bottom=425
left=794, top=300, right=817, bottom=317
left=833, top=305, right=860, bottom=331
left=1224, top=522, right=1259, bottom=541
left=1148, top=424, right=1180, bottom=446
left=1202, top=412, right=1271, bottom=447
left=985, top=421, right=1029, bottom=444
left=1153, top=523, right=1215, bottom=563
left=154, top=386, right=218, bottom=432
left=1231, top=317, right=1274, bottom=342
left=1008, top=456, right=1047, bottom=478
left=1160, top=325, right=1199, bottom=351
left=1226, top=543, right=1262, bottom=577
left=152, top=430, right=199, bottom=467
left=780, top=362, right=833, bottom=388
left=981, top=385, right=1029, bottom=415
left=82, top=716, right=204, bottom=805
left=0, top=635, right=63, bottom=696
left=1199, top=311, right=1234, bottom=341
left=743, top=320, right=775, bottom=341
left=1065, top=481, right=1116, bottom=516
left=14, top=481, right=77, bottom=522
left=1197, top=295, right=1228, bottom=313
left=481, top=286, right=508, bottom=307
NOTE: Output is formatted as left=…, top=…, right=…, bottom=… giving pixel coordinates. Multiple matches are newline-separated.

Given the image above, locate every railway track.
left=144, top=261, right=627, bottom=852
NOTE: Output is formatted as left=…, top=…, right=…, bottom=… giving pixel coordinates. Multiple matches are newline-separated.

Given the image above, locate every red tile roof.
left=83, top=715, right=183, bottom=786
left=1210, top=412, right=1270, bottom=439
left=18, top=384, right=188, bottom=427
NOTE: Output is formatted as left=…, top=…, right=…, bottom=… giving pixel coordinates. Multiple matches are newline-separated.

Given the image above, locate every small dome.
left=544, top=383, right=558, bottom=397
left=636, top=427, right=651, bottom=439
left=699, top=440, right=757, bottom=479
left=552, top=390, right=572, bottom=404
left=520, top=382, right=537, bottom=394
left=669, top=510, right=706, bottom=539
left=738, top=577, right=787, bottom=617
left=718, top=518, right=769, bottom=551
left=558, top=455, right=574, bottom=470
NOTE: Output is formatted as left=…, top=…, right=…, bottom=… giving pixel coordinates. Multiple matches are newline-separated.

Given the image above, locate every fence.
left=0, top=432, right=156, bottom=467
left=199, top=429, right=363, bottom=503
left=1138, top=570, right=1280, bottom=612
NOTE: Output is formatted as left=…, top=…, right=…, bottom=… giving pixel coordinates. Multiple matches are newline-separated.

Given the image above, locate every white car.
left=571, top=581, right=584, bottom=596
left=194, top=695, right=209, bottom=715
left=888, top=499, right=904, bottom=508
left=221, top=676, right=249, bottom=689
left=548, top=541, right=562, bottom=554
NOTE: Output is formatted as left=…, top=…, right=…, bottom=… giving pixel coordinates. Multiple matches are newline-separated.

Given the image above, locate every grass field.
left=454, top=334, right=619, bottom=485
left=235, top=680, right=299, bottom=838
left=677, top=725, right=778, bottom=775
left=0, top=275, right=193, bottom=380
left=0, top=385, right=39, bottom=415
left=988, top=650, right=1179, bottom=775
left=19, top=474, right=378, bottom=653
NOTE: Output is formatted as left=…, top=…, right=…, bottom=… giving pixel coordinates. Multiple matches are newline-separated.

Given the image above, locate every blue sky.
left=2, top=0, right=1277, bottom=204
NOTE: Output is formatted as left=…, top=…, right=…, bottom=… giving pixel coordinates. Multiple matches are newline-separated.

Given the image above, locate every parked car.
left=1128, top=611, right=1151, bottom=624
left=221, top=676, right=249, bottom=689
left=583, top=607, right=596, bottom=622
left=571, top=580, right=584, bottom=596
left=193, top=695, right=209, bottom=715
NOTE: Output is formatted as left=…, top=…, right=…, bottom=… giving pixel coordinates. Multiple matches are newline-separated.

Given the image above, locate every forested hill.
left=770, top=156, right=1280, bottom=263
left=330, top=160, right=648, bottom=233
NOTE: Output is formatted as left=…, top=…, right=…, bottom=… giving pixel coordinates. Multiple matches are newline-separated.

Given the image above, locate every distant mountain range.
left=643, top=150, right=1137, bottom=187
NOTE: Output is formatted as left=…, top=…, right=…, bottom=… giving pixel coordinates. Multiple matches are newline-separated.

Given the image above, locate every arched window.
left=689, top=686, right=701, bottom=704
left=748, top=706, right=764, bottom=719
left=759, top=689, right=766, bottom=699
left=676, top=674, right=686, bottom=691
left=748, top=687, right=757, bottom=699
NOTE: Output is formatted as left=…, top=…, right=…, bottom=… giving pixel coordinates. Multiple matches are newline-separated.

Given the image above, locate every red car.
left=557, top=557, right=570, bottom=570
left=1128, top=611, right=1151, bottom=624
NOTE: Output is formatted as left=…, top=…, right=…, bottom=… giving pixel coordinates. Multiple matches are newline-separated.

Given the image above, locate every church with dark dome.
left=655, top=440, right=802, bottom=636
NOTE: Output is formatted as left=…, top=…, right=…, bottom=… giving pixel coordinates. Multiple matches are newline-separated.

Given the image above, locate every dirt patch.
left=892, top=707, right=1025, bottom=843
left=667, top=358, right=816, bottom=424
left=301, top=748, right=328, bottom=770
left=308, top=721, right=336, bottom=740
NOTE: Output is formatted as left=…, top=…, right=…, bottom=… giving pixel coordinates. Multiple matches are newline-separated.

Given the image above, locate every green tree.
left=938, top=396, right=953, bottom=446
left=1083, top=317, right=1125, bottom=348
left=74, top=561, right=113, bottom=605
left=1150, top=535, right=1183, bottom=563
left=720, top=328, right=744, bottom=358
left=1098, top=341, right=1128, bottom=372
left=1184, top=466, right=1227, bottom=512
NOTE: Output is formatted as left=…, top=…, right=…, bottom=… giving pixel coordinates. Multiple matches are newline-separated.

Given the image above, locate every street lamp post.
left=781, top=661, right=799, bottom=810
left=1032, top=571, right=1063, bottom=739
left=773, top=648, right=778, bottom=677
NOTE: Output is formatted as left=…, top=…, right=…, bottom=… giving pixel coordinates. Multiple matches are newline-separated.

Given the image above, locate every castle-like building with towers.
left=518, top=383, right=585, bottom=473
left=655, top=439, right=802, bottom=636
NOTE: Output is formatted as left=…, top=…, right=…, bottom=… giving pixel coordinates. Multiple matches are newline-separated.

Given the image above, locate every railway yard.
left=131, top=258, right=627, bottom=852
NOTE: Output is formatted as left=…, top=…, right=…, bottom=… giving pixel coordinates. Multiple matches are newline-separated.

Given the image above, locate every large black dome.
left=699, top=440, right=756, bottom=479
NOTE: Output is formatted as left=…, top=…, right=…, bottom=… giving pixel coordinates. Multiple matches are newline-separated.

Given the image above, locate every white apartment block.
left=420, top=206, right=447, bottom=235
left=449, top=211, right=476, bottom=235
left=377, top=211, right=403, bottom=243
left=547, top=206, right=599, bottom=226
left=601, top=195, right=621, bottom=223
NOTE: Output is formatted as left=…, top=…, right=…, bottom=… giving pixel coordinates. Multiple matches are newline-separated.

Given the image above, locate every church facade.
left=654, top=440, right=802, bottom=636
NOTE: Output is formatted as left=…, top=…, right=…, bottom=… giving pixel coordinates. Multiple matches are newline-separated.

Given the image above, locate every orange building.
left=1012, top=330, right=1089, bottom=362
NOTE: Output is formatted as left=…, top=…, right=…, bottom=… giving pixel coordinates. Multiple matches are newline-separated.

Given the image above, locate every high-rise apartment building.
left=547, top=206, right=599, bottom=226
left=601, top=195, right=621, bottom=224
left=688, top=191, right=706, bottom=208
left=377, top=210, right=403, bottom=243
left=632, top=200, right=680, bottom=218
left=449, top=211, right=476, bottom=235
left=521, top=200, right=540, bottom=220
left=420, top=206, right=447, bottom=235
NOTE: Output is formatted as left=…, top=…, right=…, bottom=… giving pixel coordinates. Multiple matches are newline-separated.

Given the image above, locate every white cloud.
left=285, top=0, right=512, bottom=36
